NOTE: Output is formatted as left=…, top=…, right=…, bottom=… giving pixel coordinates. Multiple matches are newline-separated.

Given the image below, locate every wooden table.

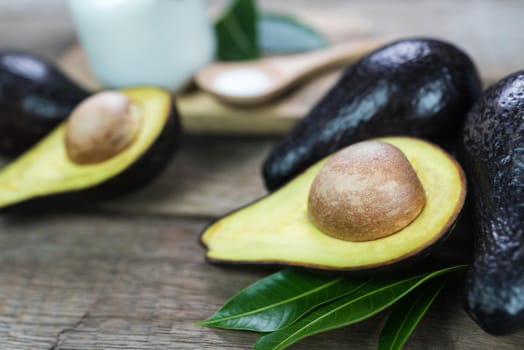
left=1, top=1, right=524, bottom=349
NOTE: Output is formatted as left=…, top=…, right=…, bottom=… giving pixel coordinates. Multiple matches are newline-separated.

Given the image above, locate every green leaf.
left=259, top=13, right=329, bottom=54
left=377, top=277, right=447, bottom=350
left=215, top=0, right=260, bottom=61
left=254, top=265, right=466, bottom=350
left=197, top=269, right=369, bottom=332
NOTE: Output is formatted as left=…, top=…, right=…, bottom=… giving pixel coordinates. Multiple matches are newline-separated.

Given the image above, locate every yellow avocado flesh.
left=201, top=137, right=466, bottom=271
left=0, top=87, right=171, bottom=208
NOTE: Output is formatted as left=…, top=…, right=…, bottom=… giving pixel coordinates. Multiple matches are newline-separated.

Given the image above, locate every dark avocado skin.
left=0, top=51, right=89, bottom=154
left=263, top=38, right=482, bottom=191
left=3, top=101, right=180, bottom=212
left=462, top=71, right=524, bottom=335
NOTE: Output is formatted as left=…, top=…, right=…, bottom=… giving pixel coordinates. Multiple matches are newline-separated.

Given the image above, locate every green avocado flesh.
left=201, top=137, right=466, bottom=271
left=0, top=87, right=171, bottom=209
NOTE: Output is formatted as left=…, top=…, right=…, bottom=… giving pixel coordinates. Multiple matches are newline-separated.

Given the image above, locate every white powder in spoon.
left=212, top=68, right=273, bottom=97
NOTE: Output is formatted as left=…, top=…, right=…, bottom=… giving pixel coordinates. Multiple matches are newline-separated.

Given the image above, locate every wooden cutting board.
left=57, top=12, right=377, bottom=135
left=58, top=44, right=341, bottom=134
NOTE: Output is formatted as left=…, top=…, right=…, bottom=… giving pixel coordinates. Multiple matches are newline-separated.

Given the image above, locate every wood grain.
left=98, top=135, right=272, bottom=219
left=0, top=214, right=268, bottom=349
left=0, top=213, right=523, bottom=349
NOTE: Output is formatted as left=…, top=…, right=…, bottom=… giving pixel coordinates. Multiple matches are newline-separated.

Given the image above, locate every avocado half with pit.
left=0, top=86, right=179, bottom=210
left=201, top=137, right=466, bottom=271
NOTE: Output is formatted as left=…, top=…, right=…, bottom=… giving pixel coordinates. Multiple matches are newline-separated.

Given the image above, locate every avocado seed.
left=65, top=91, right=140, bottom=164
left=308, top=140, right=426, bottom=242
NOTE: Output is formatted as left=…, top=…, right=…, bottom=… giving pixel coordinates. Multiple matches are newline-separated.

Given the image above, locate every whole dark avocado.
left=0, top=51, right=89, bottom=153
left=263, top=38, right=482, bottom=191
left=462, top=71, right=524, bottom=335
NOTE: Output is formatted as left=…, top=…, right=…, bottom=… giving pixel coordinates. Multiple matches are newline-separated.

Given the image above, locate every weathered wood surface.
left=1, top=1, right=524, bottom=349
left=1, top=214, right=523, bottom=349
left=99, top=135, right=271, bottom=219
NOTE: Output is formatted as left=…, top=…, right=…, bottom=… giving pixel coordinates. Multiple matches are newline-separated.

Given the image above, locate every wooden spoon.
left=195, top=38, right=385, bottom=106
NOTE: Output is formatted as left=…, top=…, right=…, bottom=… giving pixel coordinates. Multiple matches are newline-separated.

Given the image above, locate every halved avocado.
left=0, top=86, right=179, bottom=210
left=201, top=137, right=466, bottom=271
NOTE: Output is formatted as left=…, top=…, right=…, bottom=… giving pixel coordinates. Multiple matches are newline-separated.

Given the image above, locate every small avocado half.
left=0, top=87, right=179, bottom=210
left=201, top=137, right=466, bottom=271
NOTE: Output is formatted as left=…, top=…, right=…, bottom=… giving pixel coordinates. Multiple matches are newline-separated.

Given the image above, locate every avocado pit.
left=65, top=91, right=140, bottom=164
left=201, top=137, right=466, bottom=271
left=308, top=140, right=426, bottom=242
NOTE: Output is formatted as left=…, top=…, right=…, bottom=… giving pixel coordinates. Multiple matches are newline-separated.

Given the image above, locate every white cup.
left=68, top=0, right=215, bottom=92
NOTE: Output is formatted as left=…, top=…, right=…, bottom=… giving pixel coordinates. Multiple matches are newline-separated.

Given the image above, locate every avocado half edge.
left=201, top=137, right=466, bottom=272
left=0, top=87, right=180, bottom=210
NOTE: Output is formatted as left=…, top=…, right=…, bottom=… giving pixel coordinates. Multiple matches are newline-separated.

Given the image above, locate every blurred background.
left=1, top=0, right=522, bottom=85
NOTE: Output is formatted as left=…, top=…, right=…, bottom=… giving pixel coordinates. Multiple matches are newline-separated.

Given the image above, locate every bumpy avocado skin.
left=263, top=38, right=481, bottom=191
left=0, top=51, right=89, bottom=153
left=462, top=71, right=524, bottom=334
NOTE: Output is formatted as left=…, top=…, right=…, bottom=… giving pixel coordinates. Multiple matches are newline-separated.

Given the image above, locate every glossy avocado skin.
left=462, top=71, right=524, bottom=335
left=4, top=101, right=180, bottom=212
left=0, top=51, right=89, bottom=153
left=263, top=38, right=482, bottom=191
